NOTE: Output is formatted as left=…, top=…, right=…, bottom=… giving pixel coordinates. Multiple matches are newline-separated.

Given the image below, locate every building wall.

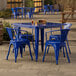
left=7, top=0, right=23, bottom=9
left=6, top=0, right=76, bottom=11
left=6, top=0, right=43, bottom=12
left=33, top=0, right=43, bottom=12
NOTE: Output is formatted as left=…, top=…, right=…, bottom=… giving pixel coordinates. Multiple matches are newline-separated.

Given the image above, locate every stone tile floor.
left=0, top=41, right=76, bottom=76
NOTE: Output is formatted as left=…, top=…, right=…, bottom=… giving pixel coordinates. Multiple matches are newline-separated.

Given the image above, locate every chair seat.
left=46, top=40, right=61, bottom=45
left=46, top=40, right=66, bottom=48
left=49, top=35, right=60, bottom=40
left=20, top=34, right=33, bottom=38
left=49, top=34, right=71, bottom=54
left=10, top=39, right=28, bottom=44
left=19, top=34, right=33, bottom=41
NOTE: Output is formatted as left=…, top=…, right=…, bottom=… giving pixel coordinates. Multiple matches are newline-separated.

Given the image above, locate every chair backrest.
left=14, top=7, right=22, bottom=13
left=32, top=8, right=35, bottom=13
left=49, top=5, right=53, bottom=11
left=63, top=23, right=72, bottom=29
left=24, top=8, right=27, bottom=14
left=29, top=8, right=35, bottom=14
left=6, top=27, right=14, bottom=40
left=60, top=29, right=70, bottom=42
left=14, top=8, right=18, bottom=14
left=44, top=5, right=48, bottom=10
left=24, top=7, right=30, bottom=13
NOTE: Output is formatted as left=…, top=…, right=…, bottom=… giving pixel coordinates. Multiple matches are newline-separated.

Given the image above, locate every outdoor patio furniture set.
left=6, top=22, right=72, bottom=64
left=11, top=7, right=35, bottom=19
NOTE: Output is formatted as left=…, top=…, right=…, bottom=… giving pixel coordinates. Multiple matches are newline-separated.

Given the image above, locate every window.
left=33, top=0, right=43, bottom=12
left=7, top=0, right=23, bottom=9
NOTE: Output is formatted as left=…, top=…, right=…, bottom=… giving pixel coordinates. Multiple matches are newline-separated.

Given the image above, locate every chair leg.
left=57, top=9, right=59, bottom=15
left=65, top=44, right=70, bottom=63
left=14, top=48, right=18, bottom=63
left=6, top=44, right=11, bottom=60
left=25, top=15, right=26, bottom=18
left=32, top=41, right=35, bottom=52
left=42, top=44, right=47, bottom=62
left=31, top=29, right=35, bottom=51
left=63, top=47, right=65, bottom=57
left=31, top=36, right=35, bottom=52
left=60, top=46, right=62, bottom=52
left=24, top=45, right=26, bottom=52
left=28, top=42, right=33, bottom=60
left=29, top=14, right=31, bottom=19
left=67, top=40, right=71, bottom=54
left=12, top=48, right=14, bottom=53
left=32, top=14, right=33, bottom=18
left=51, top=10, right=54, bottom=15
left=54, top=44, right=60, bottom=65
left=20, top=46, right=23, bottom=58
left=16, top=15, right=17, bottom=19
left=44, top=10, right=46, bottom=15
left=14, top=15, right=15, bottom=19
left=22, top=15, right=23, bottom=19
left=47, top=46, right=49, bottom=54
left=16, top=48, right=19, bottom=57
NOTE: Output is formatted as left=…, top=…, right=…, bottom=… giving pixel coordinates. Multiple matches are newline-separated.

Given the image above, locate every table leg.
left=35, top=27, right=39, bottom=61
left=41, top=28, right=44, bottom=52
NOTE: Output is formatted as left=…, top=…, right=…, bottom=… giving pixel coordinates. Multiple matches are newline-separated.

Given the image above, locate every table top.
left=12, top=22, right=66, bottom=29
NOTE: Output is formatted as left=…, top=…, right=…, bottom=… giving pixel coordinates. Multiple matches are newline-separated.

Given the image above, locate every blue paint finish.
left=35, top=27, right=39, bottom=61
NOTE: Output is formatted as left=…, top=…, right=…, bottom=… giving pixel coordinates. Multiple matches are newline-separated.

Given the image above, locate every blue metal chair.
left=24, top=7, right=35, bottom=19
left=44, top=5, right=50, bottom=14
left=29, top=8, right=35, bottom=18
left=47, top=23, right=72, bottom=54
left=49, top=5, right=54, bottom=14
left=24, top=7, right=28, bottom=18
left=11, top=8, right=16, bottom=19
left=6, top=27, right=33, bottom=62
left=49, top=5, right=59, bottom=15
left=11, top=23, right=35, bottom=51
left=43, top=29, right=70, bottom=64
left=14, top=7, right=23, bottom=19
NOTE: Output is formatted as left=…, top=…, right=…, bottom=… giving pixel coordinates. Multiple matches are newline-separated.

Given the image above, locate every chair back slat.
left=44, top=5, right=48, bottom=11
left=60, top=29, right=70, bottom=42
left=11, top=8, right=15, bottom=14
left=49, top=5, right=53, bottom=11
left=6, top=27, right=14, bottom=40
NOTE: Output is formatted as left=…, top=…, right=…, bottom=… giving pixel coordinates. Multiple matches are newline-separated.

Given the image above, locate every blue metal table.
left=12, top=22, right=64, bottom=61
